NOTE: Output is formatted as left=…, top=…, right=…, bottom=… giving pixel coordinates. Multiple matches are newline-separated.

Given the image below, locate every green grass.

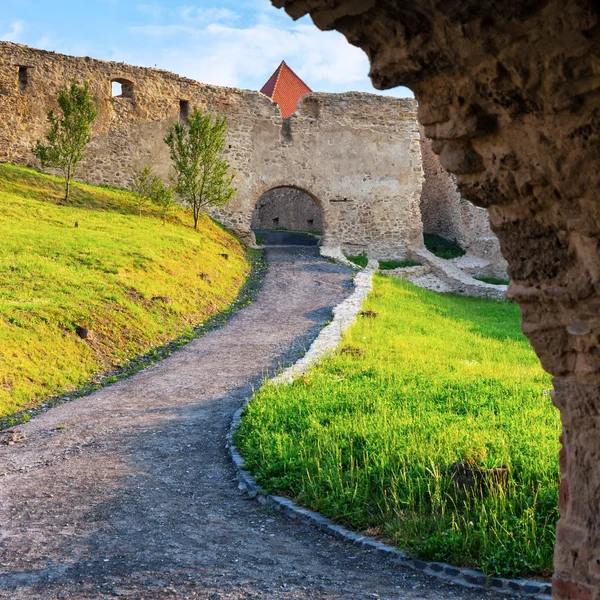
left=0, top=163, right=250, bottom=417
left=235, top=275, right=558, bottom=578
left=255, top=233, right=267, bottom=246
left=424, top=233, right=466, bottom=259
left=475, top=275, right=510, bottom=286
left=378, top=259, right=421, bottom=270
left=345, top=252, right=368, bottom=268
left=270, top=227, right=323, bottom=236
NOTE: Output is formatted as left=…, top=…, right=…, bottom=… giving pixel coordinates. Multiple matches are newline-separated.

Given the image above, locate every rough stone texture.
left=0, top=41, right=423, bottom=260
left=251, top=187, right=324, bottom=232
left=272, top=1, right=600, bottom=598
left=389, top=250, right=507, bottom=299
left=421, top=131, right=508, bottom=279
left=0, top=247, right=501, bottom=599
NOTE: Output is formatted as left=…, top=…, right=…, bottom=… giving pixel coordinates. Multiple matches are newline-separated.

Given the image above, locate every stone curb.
left=226, top=267, right=550, bottom=600
left=408, top=246, right=508, bottom=300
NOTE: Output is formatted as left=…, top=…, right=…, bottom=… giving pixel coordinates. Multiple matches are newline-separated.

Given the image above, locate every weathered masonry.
left=272, top=1, right=600, bottom=598
left=0, top=42, right=424, bottom=259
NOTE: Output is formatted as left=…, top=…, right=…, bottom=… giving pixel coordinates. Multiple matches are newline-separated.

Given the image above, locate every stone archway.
left=272, top=1, right=600, bottom=598
left=251, top=186, right=324, bottom=235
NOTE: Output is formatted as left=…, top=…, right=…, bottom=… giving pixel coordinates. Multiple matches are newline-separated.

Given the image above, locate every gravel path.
left=0, top=247, right=501, bottom=599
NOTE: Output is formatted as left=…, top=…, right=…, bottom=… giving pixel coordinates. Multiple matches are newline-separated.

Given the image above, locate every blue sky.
left=0, top=0, right=412, bottom=97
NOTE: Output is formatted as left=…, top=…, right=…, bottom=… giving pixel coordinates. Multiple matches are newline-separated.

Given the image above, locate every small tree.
left=130, top=166, right=154, bottom=216
left=150, top=176, right=175, bottom=224
left=164, top=107, right=236, bottom=230
left=33, top=81, right=97, bottom=203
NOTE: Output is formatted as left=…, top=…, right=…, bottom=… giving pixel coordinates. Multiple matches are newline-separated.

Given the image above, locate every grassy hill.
left=0, top=163, right=250, bottom=418
left=235, top=275, right=558, bottom=577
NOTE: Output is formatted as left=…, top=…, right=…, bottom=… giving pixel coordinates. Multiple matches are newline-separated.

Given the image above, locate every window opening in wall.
left=111, top=78, right=134, bottom=99
left=179, top=99, right=190, bottom=122
left=18, top=66, right=30, bottom=92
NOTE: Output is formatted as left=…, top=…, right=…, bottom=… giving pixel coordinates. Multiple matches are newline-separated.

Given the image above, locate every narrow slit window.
left=18, top=66, right=29, bottom=92
left=179, top=99, right=190, bottom=122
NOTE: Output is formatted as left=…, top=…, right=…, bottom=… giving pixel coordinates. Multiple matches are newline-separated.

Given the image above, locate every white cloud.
left=179, top=6, right=239, bottom=24
left=130, top=24, right=196, bottom=38
left=129, top=14, right=374, bottom=92
left=137, top=3, right=166, bottom=20
left=1, top=19, right=25, bottom=42
left=35, top=33, right=56, bottom=49
left=126, top=7, right=413, bottom=96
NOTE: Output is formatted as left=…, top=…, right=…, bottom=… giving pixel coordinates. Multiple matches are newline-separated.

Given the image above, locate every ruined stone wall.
left=0, top=42, right=423, bottom=260
left=251, top=187, right=323, bottom=232
left=420, top=133, right=507, bottom=278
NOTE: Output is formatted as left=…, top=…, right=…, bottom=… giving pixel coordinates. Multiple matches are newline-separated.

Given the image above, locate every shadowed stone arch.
left=251, top=184, right=325, bottom=234
left=247, top=181, right=330, bottom=247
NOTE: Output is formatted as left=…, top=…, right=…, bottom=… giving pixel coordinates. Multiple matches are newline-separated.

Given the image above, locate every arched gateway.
left=252, top=186, right=323, bottom=236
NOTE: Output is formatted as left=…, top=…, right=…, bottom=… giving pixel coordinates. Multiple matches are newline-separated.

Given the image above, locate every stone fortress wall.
left=0, top=42, right=423, bottom=259
left=0, top=41, right=503, bottom=272
left=420, top=134, right=508, bottom=278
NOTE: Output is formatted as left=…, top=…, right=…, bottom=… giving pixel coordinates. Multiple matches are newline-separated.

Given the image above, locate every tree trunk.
left=64, top=165, right=71, bottom=204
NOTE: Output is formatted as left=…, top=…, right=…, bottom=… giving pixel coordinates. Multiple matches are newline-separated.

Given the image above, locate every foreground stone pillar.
left=273, top=1, right=600, bottom=597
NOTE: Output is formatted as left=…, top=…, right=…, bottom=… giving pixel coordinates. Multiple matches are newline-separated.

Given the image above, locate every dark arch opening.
left=251, top=186, right=323, bottom=246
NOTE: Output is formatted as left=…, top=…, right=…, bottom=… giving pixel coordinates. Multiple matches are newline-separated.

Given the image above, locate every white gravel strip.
left=271, top=268, right=374, bottom=385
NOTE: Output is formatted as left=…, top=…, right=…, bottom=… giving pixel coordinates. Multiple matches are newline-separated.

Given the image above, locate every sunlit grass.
left=0, top=163, right=249, bottom=416
left=235, top=275, right=559, bottom=577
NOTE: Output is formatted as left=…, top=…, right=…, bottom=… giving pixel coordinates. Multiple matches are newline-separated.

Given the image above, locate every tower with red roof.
left=260, top=61, right=312, bottom=119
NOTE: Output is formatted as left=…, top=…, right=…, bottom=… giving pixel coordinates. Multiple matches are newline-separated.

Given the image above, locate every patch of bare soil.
left=0, top=248, right=500, bottom=599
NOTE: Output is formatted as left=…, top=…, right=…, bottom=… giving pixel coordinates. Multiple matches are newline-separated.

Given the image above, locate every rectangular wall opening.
left=179, top=100, right=190, bottom=122
left=18, top=66, right=29, bottom=92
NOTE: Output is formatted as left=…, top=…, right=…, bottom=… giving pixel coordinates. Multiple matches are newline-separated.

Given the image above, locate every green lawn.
left=424, top=233, right=466, bottom=259
left=378, top=259, right=420, bottom=270
left=235, top=275, right=559, bottom=578
left=0, top=163, right=249, bottom=417
left=345, top=252, right=368, bottom=268
left=474, top=275, right=510, bottom=286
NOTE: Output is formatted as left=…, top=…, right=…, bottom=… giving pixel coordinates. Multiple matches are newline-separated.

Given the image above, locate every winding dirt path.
left=0, top=248, right=499, bottom=599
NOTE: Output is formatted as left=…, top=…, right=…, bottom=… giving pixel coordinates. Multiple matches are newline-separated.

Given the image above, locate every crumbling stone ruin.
left=1, top=41, right=505, bottom=279
left=271, top=1, right=600, bottom=598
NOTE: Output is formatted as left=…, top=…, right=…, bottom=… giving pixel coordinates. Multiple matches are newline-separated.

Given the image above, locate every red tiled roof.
left=260, top=61, right=312, bottom=119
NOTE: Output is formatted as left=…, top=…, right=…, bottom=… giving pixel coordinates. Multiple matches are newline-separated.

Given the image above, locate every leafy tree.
left=32, top=81, right=97, bottom=203
left=164, top=107, right=236, bottom=230
left=150, top=177, right=176, bottom=224
left=130, top=166, right=154, bottom=216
